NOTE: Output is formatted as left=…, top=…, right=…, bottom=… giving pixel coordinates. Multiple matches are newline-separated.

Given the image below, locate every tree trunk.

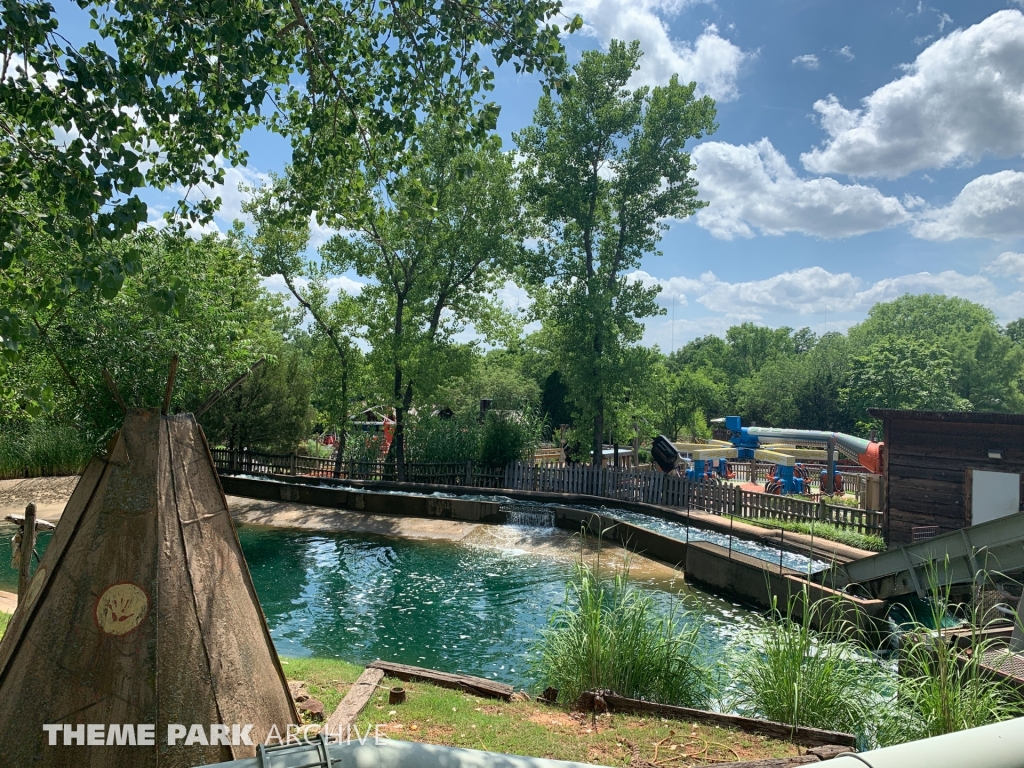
left=393, top=363, right=405, bottom=481
left=332, top=346, right=349, bottom=479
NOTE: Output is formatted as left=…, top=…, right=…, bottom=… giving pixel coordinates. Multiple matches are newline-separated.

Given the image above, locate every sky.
left=55, top=0, right=1024, bottom=350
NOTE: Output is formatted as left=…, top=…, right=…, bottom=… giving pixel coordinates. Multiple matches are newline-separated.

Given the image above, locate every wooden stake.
left=18, top=503, right=36, bottom=599
left=102, top=369, right=127, bottom=413
left=195, top=358, right=266, bottom=418
left=161, top=354, right=179, bottom=415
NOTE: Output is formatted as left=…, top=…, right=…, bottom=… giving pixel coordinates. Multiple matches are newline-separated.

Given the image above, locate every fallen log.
left=576, top=691, right=855, bottom=748
left=325, top=667, right=385, bottom=734
left=367, top=660, right=513, bottom=701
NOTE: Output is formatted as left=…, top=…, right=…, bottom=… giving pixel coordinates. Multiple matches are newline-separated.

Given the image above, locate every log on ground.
left=576, top=691, right=855, bottom=748
left=325, top=667, right=385, bottom=733
left=366, top=661, right=513, bottom=700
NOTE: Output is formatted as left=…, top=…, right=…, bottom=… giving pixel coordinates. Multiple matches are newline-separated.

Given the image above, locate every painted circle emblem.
left=95, top=583, right=149, bottom=636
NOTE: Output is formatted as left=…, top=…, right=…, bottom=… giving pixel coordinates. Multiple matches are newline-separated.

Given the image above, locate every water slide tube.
left=720, top=416, right=883, bottom=474
left=746, top=427, right=882, bottom=474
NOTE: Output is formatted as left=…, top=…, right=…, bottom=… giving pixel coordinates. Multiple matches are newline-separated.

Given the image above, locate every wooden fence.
left=211, top=450, right=883, bottom=537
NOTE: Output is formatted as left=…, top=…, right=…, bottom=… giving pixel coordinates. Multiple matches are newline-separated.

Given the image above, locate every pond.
left=0, top=520, right=759, bottom=689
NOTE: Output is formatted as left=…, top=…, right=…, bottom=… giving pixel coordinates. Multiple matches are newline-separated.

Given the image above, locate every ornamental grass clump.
left=0, top=420, right=95, bottom=479
left=875, top=570, right=1024, bottom=746
left=728, top=590, right=883, bottom=737
left=532, top=552, right=716, bottom=709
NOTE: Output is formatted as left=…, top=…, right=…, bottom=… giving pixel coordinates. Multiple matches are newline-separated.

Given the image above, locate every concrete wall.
left=222, top=475, right=505, bottom=524
left=220, top=471, right=855, bottom=564
left=553, top=506, right=888, bottom=637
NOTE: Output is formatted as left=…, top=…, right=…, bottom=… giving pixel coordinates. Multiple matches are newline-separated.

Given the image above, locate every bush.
left=0, top=420, right=96, bottom=479
left=875, top=573, right=1023, bottom=746
left=407, top=413, right=480, bottom=464
left=728, top=591, right=883, bottom=737
left=531, top=555, right=716, bottom=709
left=479, top=411, right=540, bottom=467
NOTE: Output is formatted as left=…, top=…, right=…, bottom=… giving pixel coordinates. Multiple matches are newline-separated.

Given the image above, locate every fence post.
left=734, top=484, right=743, bottom=519
left=290, top=451, right=297, bottom=476
left=817, top=497, right=827, bottom=524
left=465, top=460, right=473, bottom=486
left=18, top=503, right=36, bottom=598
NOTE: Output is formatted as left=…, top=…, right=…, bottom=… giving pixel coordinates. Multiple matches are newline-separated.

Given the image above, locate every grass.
left=875, top=570, right=1024, bottom=746
left=0, top=421, right=95, bottom=480
left=0, top=611, right=9, bottom=641
left=727, top=591, right=885, bottom=739
left=531, top=554, right=716, bottom=710
left=284, top=656, right=800, bottom=767
left=728, top=515, right=886, bottom=552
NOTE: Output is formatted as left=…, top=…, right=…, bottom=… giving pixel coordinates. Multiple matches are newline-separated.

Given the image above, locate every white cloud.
left=983, top=251, right=1024, bottom=281
left=801, top=10, right=1024, bottom=178
left=626, top=270, right=705, bottom=300
left=911, top=170, right=1024, bottom=240
left=691, top=139, right=909, bottom=239
left=836, top=45, right=855, bottom=61
left=569, top=1, right=750, bottom=100
left=792, top=54, right=819, bottom=70
left=697, top=267, right=863, bottom=315
left=628, top=265, right=1022, bottom=324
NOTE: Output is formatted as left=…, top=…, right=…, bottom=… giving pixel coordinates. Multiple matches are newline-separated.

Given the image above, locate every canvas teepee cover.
left=0, top=409, right=298, bottom=766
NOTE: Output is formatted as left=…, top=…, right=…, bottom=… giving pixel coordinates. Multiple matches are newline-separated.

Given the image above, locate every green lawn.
left=286, top=656, right=801, bottom=766
left=0, top=611, right=9, bottom=640
left=729, top=515, right=886, bottom=552
left=0, top=617, right=806, bottom=765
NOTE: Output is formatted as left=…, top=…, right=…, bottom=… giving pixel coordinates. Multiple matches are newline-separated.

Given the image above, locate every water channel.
left=0, top=518, right=759, bottom=689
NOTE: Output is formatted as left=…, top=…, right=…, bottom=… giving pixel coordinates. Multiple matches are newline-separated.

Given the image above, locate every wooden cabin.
left=869, top=409, right=1024, bottom=546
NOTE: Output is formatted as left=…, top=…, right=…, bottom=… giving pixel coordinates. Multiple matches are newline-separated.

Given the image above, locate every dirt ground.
left=0, top=476, right=79, bottom=522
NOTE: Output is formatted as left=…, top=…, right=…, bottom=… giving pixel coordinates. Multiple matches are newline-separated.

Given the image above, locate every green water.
left=0, top=521, right=757, bottom=688
left=238, top=525, right=756, bottom=687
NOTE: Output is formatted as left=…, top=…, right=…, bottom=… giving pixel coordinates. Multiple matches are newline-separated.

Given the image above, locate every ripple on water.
left=238, top=524, right=759, bottom=688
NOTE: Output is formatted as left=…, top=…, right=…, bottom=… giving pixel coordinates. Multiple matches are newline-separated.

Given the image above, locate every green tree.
left=724, top=323, right=797, bottom=380
left=3, top=227, right=283, bottom=437
left=848, top=294, right=1023, bottom=412
left=245, top=184, right=360, bottom=468
left=1005, top=318, right=1024, bottom=345
left=516, top=40, right=717, bottom=465
left=843, top=336, right=968, bottom=430
left=319, top=128, right=528, bottom=478
left=654, top=366, right=723, bottom=439
left=1, top=0, right=575, bottom=395
left=202, top=347, right=314, bottom=452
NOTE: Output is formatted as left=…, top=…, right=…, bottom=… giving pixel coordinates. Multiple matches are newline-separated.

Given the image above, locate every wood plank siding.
left=869, top=409, right=1024, bottom=546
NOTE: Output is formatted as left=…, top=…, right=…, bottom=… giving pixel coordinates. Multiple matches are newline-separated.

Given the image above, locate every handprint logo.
left=95, top=583, right=149, bottom=636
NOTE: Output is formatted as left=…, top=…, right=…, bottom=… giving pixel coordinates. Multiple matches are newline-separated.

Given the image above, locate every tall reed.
left=728, top=590, right=883, bottom=737
left=0, top=421, right=95, bottom=479
left=876, top=567, right=1023, bottom=746
left=531, top=547, right=715, bottom=709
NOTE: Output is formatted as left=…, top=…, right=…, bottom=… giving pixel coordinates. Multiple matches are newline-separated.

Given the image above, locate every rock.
left=510, top=691, right=531, bottom=702
left=288, top=680, right=308, bottom=703
left=297, top=697, right=325, bottom=722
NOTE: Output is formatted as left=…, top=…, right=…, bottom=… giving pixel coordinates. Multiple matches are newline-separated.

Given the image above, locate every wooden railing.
left=211, top=450, right=883, bottom=537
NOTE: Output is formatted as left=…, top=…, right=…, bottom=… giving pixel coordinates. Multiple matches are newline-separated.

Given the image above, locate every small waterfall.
left=501, top=504, right=555, bottom=528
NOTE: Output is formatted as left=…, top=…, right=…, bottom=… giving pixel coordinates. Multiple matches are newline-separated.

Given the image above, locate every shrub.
left=531, top=554, right=716, bottom=709
left=0, top=420, right=96, bottom=479
left=728, top=591, right=883, bottom=737
left=875, top=572, right=1023, bottom=746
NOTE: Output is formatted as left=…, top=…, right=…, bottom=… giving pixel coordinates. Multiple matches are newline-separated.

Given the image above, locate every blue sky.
left=55, top=1, right=1024, bottom=349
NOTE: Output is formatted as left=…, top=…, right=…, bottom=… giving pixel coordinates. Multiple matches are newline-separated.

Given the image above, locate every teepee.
left=0, top=408, right=298, bottom=766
